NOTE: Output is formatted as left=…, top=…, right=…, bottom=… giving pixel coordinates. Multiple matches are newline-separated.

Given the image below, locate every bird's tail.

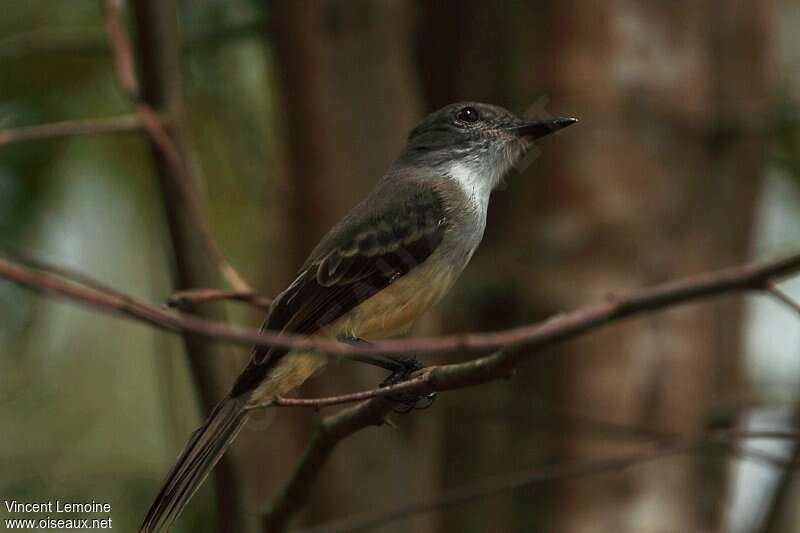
left=139, top=396, right=249, bottom=533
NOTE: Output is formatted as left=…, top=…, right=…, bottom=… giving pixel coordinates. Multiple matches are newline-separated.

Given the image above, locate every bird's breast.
left=333, top=257, right=461, bottom=340
left=245, top=233, right=478, bottom=404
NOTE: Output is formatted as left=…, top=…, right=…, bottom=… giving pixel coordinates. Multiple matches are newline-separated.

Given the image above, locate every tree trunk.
left=416, top=1, right=771, bottom=531
left=130, top=2, right=247, bottom=531
left=249, top=1, right=432, bottom=530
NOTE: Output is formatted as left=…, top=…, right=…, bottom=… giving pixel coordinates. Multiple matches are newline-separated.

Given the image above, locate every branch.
left=6, top=250, right=800, bottom=530
left=260, top=396, right=800, bottom=533
left=167, top=288, right=272, bottom=312
left=2, top=252, right=800, bottom=359
left=256, top=254, right=800, bottom=531
left=102, top=1, right=248, bottom=528
left=760, top=422, right=800, bottom=533
left=247, top=369, right=436, bottom=410
left=102, top=0, right=251, bottom=293
left=766, top=281, right=800, bottom=316
left=262, top=399, right=395, bottom=533
left=259, top=398, right=797, bottom=531
left=0, top=18, right=263, bottom=62
left=0, top=114, right=145, bottom=146
left=297, top=430, right=800, bottom=533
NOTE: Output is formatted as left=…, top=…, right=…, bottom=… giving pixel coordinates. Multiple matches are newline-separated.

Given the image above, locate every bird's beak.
left=509, top=117, right=578, bottom=140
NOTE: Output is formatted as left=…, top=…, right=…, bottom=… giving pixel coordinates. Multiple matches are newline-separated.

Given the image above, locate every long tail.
left=139, top=396, right=249, bottom=533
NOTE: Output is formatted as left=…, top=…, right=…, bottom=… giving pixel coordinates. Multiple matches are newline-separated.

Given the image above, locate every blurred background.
left=1, top=1, right=800, bottom=532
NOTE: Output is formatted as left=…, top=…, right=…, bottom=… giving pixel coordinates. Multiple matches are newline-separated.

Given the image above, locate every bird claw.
left=379, top=356, right=437, bottom=413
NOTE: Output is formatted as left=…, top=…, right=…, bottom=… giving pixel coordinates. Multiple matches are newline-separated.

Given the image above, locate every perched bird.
left=140, top=102, right=577, bottom=532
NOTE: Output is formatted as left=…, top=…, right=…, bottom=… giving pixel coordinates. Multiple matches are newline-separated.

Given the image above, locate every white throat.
left=444, top=162, right=494, bottom=219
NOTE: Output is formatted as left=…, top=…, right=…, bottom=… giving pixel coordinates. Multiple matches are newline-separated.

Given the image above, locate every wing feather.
left=230, top=182, right=447, bottom=397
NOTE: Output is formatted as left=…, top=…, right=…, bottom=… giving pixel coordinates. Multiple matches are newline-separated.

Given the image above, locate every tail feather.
left=139, top=396, right=249, bottom=533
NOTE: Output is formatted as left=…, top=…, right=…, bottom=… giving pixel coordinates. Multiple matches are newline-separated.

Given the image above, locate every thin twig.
left=102, top=1, right=248, bottom=527
left=102, top=0, right=252, bottom=293
left=103, top=1, right=138, bottom=97
left=262, top=399, right=395, bottom=533
left=0, top=18, right=263, bottom=62
left=256, top=254, right=800, bottom=530
left=758, top=413, right=800, bottom=533
left=0, top=114, right=145, bottom=147
left=297, top=430, right=800, bottom=533
left=247, top=369, right=436, bottom=410
left=167, top=288, right=272, bottom=312
left=766, top=281, right=800, bottom=316
left=0, top=246, right=143, bottom=300
left=5, top=251, right=800, bottom=530
left=2, top=252, right=800, bottom=358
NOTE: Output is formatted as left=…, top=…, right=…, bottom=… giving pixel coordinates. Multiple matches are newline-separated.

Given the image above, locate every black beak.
left=509, top=117, right=578, bottom=140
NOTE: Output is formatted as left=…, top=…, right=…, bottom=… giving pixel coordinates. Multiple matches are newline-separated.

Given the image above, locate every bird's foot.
left=379, top=356, right=436, bottom=413
left=337, top=336, right=436, bottom=412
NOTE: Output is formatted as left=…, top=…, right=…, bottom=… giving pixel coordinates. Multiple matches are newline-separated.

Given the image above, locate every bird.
left=139, top=102, right=577, bottom=532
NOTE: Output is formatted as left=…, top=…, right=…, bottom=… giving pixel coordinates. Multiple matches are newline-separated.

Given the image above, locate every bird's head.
left=399, top=102, right=577, bottom=192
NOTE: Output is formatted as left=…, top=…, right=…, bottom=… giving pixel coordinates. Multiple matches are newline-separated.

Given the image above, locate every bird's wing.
left=230, top=179, right=448, bottom=397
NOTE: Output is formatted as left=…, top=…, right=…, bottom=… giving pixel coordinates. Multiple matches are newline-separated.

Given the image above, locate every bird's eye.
left=455, top=107, right=479, bottom=124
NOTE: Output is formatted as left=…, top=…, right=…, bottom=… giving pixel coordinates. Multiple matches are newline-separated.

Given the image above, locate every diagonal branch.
left=2, top=252, right=800, bottom=358
left=101, top=1, right=249, bottom=529
left=6, top=249, right=800, bottom=530
left=166, top=288, right=272, bottom=312
left=0, top=18, right=263, bottom=62
left=757, top=283, right=800, bottom=533
left=258, top=369, right=435, bottom=409
left=296, top=430, right=800, bottom=533
left=256, top=253, right=800, bottom=531
left=102, top=0, right=251, bottom=293
left=0, top=114, right=145, bottom=146
left=766, top=281, right=800, bottom=316
left=261, top=399, right=395, bottom=533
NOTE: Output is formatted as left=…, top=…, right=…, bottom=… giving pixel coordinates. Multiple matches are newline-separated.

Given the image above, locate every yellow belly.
left=334, top=260, right=458, bottom=339
left=248, top=260, right=458, bottom=403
